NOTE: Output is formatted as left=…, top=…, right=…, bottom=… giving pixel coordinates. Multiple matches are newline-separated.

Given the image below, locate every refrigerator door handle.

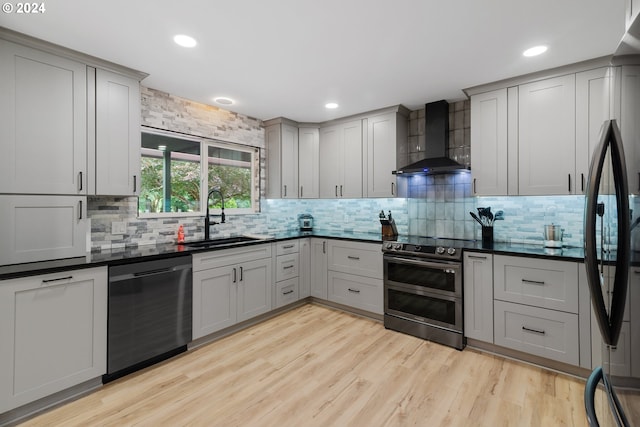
left=584, top=366, right=602, bottom=427
left=584, top=120, right=630, bottom=346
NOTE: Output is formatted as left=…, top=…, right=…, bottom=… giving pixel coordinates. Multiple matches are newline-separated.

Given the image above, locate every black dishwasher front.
left=104, top=254, right=192, bottom=383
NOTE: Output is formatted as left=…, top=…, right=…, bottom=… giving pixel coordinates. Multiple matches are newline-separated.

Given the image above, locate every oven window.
left=387, top=288, right=457, bottom=328
left=387, top=262, right=456, bottom=293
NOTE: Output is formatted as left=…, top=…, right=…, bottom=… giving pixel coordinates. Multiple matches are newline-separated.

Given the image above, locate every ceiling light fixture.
left=325, top=102, right=339, bottom=109
left=214, top=97, right=234, bottom=105
left=523, top=45, right=548, bottom=57
left=174, top=34, right=197, bottom=48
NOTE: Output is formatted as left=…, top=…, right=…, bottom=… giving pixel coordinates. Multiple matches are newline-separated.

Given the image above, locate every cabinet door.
left=280, top=123, right=299, bottom=199
left=470, top=89, right=508, bottom=196
left=620, top=65, right=640, bottom=195
left=576, top=67, right=618, bottom=195
left=0, top=195, right=87, bottom=265
left=298, top=127, right=319, bottom=198
left=518, top=75, right=576, bottom=195
left=192, top=266, right=236, bottom=339
left=237, top=258, right=272, bottom=322
left=299, top=238, right=311, bottom=299
left=463, top=252, right=494, bottom=342
left=341, top=120, right=363, bottom=198
left=0, top=40, right=86, bottom=195
left=366, top=113, right=398, bottom=197
left=319, top=125, right=341, bottom=198
left=95, top=68, right=141, bottom=196
left=0, top=267, right=107, bottom=413
left=265, top=124, right=282, bottom=198
left=310, top=239, right=328, bottom=299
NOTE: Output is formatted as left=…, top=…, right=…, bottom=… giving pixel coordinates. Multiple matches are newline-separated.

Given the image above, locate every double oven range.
left=383, top=237, right=473, bottom=350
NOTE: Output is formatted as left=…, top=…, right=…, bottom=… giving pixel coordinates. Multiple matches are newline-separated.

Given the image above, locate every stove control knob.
left=384, top=243, right=393, bottom=250
left=436, top=246, right=445, bottom=254
left=393, top=243, right=403, bottom=250
left=447, top=247, right=456, bottom=256
left=414, top=246, right=421, bottom=252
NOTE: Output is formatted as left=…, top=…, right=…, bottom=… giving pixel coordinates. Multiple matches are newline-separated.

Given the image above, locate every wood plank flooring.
left=20, top=304, right=588, bottom=426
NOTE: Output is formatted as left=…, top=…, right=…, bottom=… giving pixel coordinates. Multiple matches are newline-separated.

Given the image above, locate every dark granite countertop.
left=3, top=229, right=635, bottom=281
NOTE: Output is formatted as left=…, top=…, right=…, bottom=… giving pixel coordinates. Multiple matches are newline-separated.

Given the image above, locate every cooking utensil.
left=469, top=212, right=484, bottom=226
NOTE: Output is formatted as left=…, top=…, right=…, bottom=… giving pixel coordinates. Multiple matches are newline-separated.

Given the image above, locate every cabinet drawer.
left=276, top=253, right=299, bottom=282
left=327, top=240, right=382, bottom=279
left=276, top=240, right=299, bottom=256
left=494, top=300, right=579, bottom=366
left=192, top=243, right=272, bottom=272
left=494, top=255, right=579, bottom=313
left=327, top=271, right=383, bottom=314
left=274, top=277, right=299, bottom=308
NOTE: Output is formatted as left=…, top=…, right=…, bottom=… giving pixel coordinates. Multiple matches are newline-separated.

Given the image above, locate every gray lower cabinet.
left=273, top=241, right=300, bottom=309
left=463, top=252, right=494, bottom=343
left=192, top=244, right=272, bottom=339
left=327, top=271, right=383, bottom=314
left=310, top=239, right=328, bottom=299
left=299, top=238, right=311, bottom=299
left=492, top=255, right=583, bottom=367
left=0, top=267, right=107, bottom=413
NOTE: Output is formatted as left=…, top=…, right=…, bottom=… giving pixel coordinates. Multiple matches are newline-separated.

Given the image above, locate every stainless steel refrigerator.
left=584, top=119, right=639, bottom=426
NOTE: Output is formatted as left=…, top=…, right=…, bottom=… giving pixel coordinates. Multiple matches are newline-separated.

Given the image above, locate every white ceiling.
left=1, top=0, right=628, bottom=123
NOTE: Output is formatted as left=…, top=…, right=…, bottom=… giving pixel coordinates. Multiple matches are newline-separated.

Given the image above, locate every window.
left=139, top=127, right=259, bottom=217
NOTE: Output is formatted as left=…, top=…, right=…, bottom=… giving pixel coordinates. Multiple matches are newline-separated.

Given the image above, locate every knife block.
left=381, top=220, right=398, bottom=237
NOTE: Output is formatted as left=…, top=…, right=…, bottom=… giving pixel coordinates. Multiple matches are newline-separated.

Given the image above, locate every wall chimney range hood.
left=393, top=100, right=470, bottom=176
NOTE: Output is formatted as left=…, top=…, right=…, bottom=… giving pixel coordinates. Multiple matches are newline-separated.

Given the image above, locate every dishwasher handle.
left=109, top=258, right=192, bottom=283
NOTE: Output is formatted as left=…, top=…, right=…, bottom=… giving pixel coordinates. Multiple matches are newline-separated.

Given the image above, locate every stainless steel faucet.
left=205, top=188, right=225, bottom=240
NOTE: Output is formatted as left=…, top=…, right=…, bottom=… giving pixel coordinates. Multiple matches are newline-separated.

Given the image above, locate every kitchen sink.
left=180, top=236, right=267, bottom=249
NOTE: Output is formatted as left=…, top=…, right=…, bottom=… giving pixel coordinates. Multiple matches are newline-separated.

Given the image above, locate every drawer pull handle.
left=78, top=171, right=83, bottom=192
left=283, top=265, right=295, bottom=270
left=282, top=244, right=295, bottom=249
left=348, top=288, right=360, bottom=293
left=240, top=266, right=243, bottom=281
left=283, top=290, right=294, bottom=295
left=633, top=270, right=640, bottom=275
left=522, top=326, right=545, bottom=335
left=233, top=267, right=237, bottom=283
left=42, top=276, right=73, bottom=284
left=468, top=255, right=487, bottom=260
left=522, top=279, right=545, bottom=285
left=347, top=256, right=360, bottom=260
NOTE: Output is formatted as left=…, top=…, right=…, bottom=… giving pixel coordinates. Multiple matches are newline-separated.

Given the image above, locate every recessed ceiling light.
left=325, top=102, right=339, bottom=109
left=523, top=45, right=547, bottom=57
left=214, top=97, right=234, bottom=105
left=174, top=34, right=197, bottom=48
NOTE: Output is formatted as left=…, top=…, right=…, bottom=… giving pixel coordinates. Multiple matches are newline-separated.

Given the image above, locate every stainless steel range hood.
left=393, top=100, right=470, bottom=176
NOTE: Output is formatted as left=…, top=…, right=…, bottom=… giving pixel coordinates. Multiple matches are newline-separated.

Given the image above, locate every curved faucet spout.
left=205, top=188, right=226, bottom=240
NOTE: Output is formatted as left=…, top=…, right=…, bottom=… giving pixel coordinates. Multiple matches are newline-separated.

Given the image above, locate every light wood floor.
left=20, top=304, right=588, bottom=426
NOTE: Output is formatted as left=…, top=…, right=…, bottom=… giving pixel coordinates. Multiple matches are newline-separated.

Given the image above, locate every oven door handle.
left=384, top=255, right=460, bottom=272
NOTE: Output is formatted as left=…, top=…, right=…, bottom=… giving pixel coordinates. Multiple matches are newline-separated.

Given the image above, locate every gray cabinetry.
left=0, top=267, right=107, bottom=413
left=319, top=120, right=363, bottom=198
left=192, top=244, right=272, bottom=339
left=0, top=39, right=86, bottom=195
left=310, top=238, right=328, bottom=299
left=273, top=240, right=300, bottom=309
left=265, top=121, right=299, bottom=199
left=463, top=252, right=494, bottom=342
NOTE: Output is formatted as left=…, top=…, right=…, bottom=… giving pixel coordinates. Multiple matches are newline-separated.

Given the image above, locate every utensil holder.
left=482, top=226, right=493, bottom=248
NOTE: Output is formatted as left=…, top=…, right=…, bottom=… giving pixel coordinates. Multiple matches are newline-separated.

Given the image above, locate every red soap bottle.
left=177, top=224, right=185, bottom=243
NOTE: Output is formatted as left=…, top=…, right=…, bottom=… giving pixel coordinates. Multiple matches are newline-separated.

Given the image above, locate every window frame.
left=138, top=126, right=259, bottom=219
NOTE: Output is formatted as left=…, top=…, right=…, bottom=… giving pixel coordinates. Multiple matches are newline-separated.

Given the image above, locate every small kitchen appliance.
left=543, top=224, right=563, bottom=248
left=298, top=214, right=313, bottom=231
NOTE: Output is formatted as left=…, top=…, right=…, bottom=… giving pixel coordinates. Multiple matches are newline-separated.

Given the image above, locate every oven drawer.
left=274, top=277, right=299, bottom=308
left=328, top=241, right=382, bottom=279
left=494, top=255, right=579, bottom=314
left=494, top=300, right=579, bottom=366
left=275, top=253, right=299, bottom=282
left=328, top=271, right=383, bottom=314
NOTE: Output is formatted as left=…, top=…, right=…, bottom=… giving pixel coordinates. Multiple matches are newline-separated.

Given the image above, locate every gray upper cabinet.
left=619, top=65, right=640, bottom=195
left=470, top=89, right=508, bottom=196
left=319, top=119, right=363, bottom=198
left=298, top=127, right=320, bottom=198
left=365, top=111, right=408, bottom=198
left=518, top=74, right=576, bottom=195
left=265, top=121, right=299, bottom=199
left=0, top=39, right=87, bottom=195
left=92, top=68, right=141, bottom=196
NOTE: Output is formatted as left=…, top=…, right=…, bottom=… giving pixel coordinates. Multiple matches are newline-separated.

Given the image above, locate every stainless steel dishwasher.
left=104, top=254, right=192, bottom=383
